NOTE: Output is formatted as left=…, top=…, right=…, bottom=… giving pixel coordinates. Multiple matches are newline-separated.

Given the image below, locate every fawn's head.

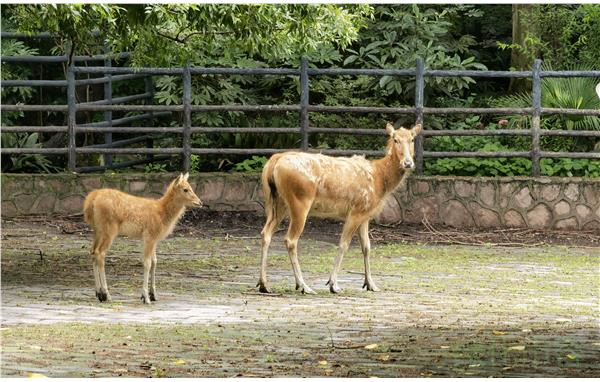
left=385, top=122, right=423, bottom=169
left=170, top=173, right=202, bottom=207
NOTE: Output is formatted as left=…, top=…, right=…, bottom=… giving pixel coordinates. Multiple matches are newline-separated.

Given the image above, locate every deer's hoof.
left=96, top=291, right=109, bottom=302
left=362, top=280, right=381, bottom=292
left=326, top=279, right=341, bottom=294
left=301, top=285, right=316, bottom=295
left=141, top=294, right=151, bottom=304
left=149, top=292, right=157, bottom=302
left=257, top=282, right=271, bottom=294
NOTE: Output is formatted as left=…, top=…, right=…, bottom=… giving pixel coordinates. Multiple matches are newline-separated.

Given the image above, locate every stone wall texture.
left=1, top=173, right=599, bottom=231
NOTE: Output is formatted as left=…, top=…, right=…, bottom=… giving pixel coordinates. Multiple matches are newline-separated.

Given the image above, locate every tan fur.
left=258, top=122, right=423, bottom=294
left=83, top=173, right=201, bottom=303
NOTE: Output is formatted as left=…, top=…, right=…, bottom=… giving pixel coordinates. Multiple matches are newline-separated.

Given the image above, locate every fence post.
left=415, top=57, right=425, bottom=174
left=67, top=64, right=76, bottom=172
left=182, top=63, right=192, bottom=172
left=103, top=45, right=113, bottom=168
left=531, top=59, right=542, bottom=177
left=300, top=57, right=309, bottom=151
left=145, top=75, right=155, bottom=161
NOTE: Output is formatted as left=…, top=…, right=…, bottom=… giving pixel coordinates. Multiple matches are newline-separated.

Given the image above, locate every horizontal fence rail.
left=2, top=49, right=599, bottom=175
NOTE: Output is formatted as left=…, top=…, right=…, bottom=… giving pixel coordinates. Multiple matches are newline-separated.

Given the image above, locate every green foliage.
left=342, top=5, right=487, bottom=100
left=491, top=63, right=599, bottom=156
left=8, top=4, right=122, bottom=56
left=1, top=133, right=58, bottom=173
left=498, top=4, right=600, bottom=69
left=233, top=156, right=267, bottom=173
left=425, top=157, right=533, bottom=177
left=110, top=4, right=372, bottom=67
left=493, top=65, right=600, bottom=131
left=144, top=162, right=167, bottom=173
left=540, top=158, right=600, bottom=177
left=0, top=39, right=39, bottom=126
left=423, top=117, right=599, bottom=177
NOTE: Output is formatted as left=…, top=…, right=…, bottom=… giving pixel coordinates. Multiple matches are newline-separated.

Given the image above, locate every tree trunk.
left=509, top=4, right=533, bottom=92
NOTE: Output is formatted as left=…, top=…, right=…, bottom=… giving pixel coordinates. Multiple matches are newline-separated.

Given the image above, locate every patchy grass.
left=1, top=220, right=599, bottom=377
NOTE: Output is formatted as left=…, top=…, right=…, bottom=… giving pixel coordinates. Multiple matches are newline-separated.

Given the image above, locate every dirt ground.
left=1, top=212, right=599, bottom=377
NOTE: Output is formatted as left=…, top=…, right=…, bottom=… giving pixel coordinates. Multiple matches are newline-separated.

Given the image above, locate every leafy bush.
left=233, top=156, right=267, bottom=173
left=1, top=133, right=58, bottom=173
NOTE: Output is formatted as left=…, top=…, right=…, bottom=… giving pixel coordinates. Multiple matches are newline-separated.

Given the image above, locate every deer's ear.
left=411, top=123, right=422, bottom=137
left=175, top=173, right=183, bottom=184
left=385, top=122, right=395, bottom=137
left=182, top=172, right=189, bottom=182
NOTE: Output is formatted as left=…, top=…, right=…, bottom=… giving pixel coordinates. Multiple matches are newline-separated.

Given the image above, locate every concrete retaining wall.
left=1, top=173, right=598, bottom=231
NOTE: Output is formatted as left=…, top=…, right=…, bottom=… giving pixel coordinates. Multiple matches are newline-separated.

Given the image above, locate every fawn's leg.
left=96, top=224, right=118, bottom=302
left=141, top=238, right=157, bottom=304
left=285, top=198, right=314, bottom=294
left=327, top=214, right=363, bottom=294
left=258, top=200, right=285, bottom=293
left=149, top=250, right=158, bottom=302
left=90, top=233, right=101, bottom=298
left=358, top=220, right=380, bottom=292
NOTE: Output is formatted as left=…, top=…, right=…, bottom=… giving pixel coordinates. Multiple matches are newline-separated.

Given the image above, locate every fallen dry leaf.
left=27, top=373, right=47, bottom=378
left=509, top=345, right=525, bottom=351
left=468, top=364, right=481, bottom=368
left=378, top=355, right=390, bottom=362
left=173, top=359, right=186, bottom=365
left=318, top=360, right=328, bottom=366
left=556, top=318, right=572, bottom=323
left=492, top=330, right=507, bottom=336
left=364, top=343, right=379, bottom=350
left=566, top=354, right=577, bottom=360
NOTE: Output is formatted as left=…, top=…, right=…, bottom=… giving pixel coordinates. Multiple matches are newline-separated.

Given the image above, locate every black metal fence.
left=2, top=31, right=599, bottom=176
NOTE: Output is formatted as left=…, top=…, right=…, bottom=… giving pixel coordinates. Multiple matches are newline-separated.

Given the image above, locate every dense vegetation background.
left=2, top=4, right=599, bottom=176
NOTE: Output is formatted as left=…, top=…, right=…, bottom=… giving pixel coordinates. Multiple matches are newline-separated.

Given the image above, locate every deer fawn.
left=258, top=122, right=422, bottom=294
left=83, top=173, right=202, bottom=303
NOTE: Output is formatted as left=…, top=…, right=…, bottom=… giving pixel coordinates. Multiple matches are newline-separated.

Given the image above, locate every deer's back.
left=84, top=188, right=161, bottom=237
left=272, top=152, right=380, bottom=217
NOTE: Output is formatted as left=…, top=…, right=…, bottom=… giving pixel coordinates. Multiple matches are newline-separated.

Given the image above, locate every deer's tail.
left=261, top=155, right=280, bottom=234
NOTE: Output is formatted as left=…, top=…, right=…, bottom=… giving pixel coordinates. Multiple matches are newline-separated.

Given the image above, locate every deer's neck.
left=373, top=148, right=408, bottom=197
left=159, top=192, right=186, bottom=226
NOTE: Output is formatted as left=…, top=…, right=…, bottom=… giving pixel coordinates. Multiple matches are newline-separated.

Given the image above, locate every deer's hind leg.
left=258, top=198, right=287, bottom=293
left=94, top=223, right=118, bottom=302
left=141, top=237, right=157, bottom=304
left=285, top=197, right=314, bottom=294
left=149, top=251, right=158, bottom=302
left=90, top=233, right=102, bottom=299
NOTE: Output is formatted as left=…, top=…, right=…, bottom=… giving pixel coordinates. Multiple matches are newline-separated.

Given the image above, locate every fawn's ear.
left=182, top=172, right=189, bottom=182
left=385, top=122, right=395, bottom=137
left=176, top=173, right=183, bottom=185
left=411, top=123, right=422, bottom=137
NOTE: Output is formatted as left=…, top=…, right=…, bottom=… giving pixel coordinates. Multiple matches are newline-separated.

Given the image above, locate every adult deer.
left=84, top=173, right=202, bottom=303
left=258, top=122, right=422, bottom=294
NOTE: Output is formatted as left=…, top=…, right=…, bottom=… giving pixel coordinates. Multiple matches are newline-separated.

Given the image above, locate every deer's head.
left=385, top=122, right=423, bottom=170
left=171, top=172, right=202, bottom=207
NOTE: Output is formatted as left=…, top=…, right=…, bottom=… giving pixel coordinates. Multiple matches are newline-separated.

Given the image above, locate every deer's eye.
left=183, top=189, right=189, bottom=193
left=394, top=139, right=399, bottom=143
